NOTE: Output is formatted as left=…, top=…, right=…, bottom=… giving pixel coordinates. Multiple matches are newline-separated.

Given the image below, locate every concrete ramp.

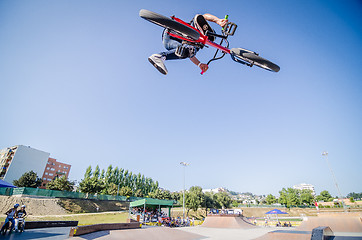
left=202, top=215, right=256, bottom=229
left=298, top=213, right=362, bottom=232
left=255, top=213, right=362, bottom=240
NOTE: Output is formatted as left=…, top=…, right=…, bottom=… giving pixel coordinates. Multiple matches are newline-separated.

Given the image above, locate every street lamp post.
left=180, top=162, right=189, bottom=220
left=321, top=151, right=346, bottom=211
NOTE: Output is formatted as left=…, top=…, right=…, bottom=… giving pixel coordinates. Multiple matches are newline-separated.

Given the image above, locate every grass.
left=27, top=212, right=129, bottom=226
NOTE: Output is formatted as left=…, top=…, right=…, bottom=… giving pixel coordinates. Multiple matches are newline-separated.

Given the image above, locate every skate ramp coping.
left=201, top=214, right=256, bottom=229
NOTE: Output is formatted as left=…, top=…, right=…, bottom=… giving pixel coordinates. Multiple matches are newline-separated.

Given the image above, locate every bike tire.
left=230, top=48, right=280, bottom=72
left=139, top=9, right=200, bottom=41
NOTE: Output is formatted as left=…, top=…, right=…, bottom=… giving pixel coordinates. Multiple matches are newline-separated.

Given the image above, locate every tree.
left=46, top=176, right=74, bottom=191
left=84, top=166, right=92, bottom=179
left=214, top=192, right=232, bottom=209
left=148, top=189, right=172, bottom=200
left=278, top=188, right=299, bottom=208
left=171, top=191, right=180, bottom=203
left=203, top=192, right=215, bottom=215
left=316, top=190, right=333, bottom=202
left=106, top=183, right=118, bottom=196
left=134, top=189, right=144, bottom=197
left=119, top=186, right=133, bottom=197
left=13, top=171, right=42, bottom=188
left=184, top=186, right=204, bottom=216
left=347, top=192, right=362, bottom=200
left=299, top=189, right=314, bottom=205
left=265, top=194, right=277, bottom=205
left=79, top=177, right=105, bottom=195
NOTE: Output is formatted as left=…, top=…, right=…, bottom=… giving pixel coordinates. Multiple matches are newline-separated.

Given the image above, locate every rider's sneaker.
left=148, top=54, right=168, bottom=75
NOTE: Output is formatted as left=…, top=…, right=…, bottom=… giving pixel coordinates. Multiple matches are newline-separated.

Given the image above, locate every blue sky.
left=1, top=0, right=361, bottom=197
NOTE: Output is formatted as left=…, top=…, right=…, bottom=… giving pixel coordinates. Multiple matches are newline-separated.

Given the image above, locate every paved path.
left=0, top=227, right=72, bottom=240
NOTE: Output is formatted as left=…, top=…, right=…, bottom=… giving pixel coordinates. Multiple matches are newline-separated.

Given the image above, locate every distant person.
left=15, top=205, right=27, bottom=231
left=1, top=204, right=19, bottom=233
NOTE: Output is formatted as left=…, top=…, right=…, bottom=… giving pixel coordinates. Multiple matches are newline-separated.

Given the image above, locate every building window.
left=47, top=178, right=52, bottom=181
left=45, top=172, right=48, bottom=175
left=49, top=173, right=53, bottom=176
left=47, top=167, right=50, bottom=170
left=50, top=168, right=55, bottom=171
left=43, top=178, right=46, bottom=180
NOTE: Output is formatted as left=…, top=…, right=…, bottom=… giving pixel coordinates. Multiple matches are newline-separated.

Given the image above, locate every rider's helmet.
left=14, top=204, right=19, bottom=208
left=21, top=205, right=26, bottom=208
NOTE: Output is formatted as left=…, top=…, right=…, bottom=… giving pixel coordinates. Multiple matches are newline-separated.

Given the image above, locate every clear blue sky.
left=1, top=0, right=361, bottom=197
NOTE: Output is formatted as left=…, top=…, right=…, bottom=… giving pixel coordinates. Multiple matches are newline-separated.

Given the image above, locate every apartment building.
left=0, top=145, right=50, bottom=184
left=0, top=145, right=71, bottom=188
left=41, top=158, right=71, bottom=188
left=293, top=183, right=316, bottom=196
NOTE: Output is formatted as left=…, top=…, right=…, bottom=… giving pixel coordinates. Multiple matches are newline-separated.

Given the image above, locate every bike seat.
left=193, top=14, right=215, bottom=41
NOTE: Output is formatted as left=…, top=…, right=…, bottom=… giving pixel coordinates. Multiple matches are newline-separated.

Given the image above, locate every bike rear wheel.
left=139, top=9, right=200, bottom=41
left=230, top=48, right=280, bottom=72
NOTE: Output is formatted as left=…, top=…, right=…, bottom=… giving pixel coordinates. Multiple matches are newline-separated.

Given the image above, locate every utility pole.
left=322, top=151, right=346, bottom=211
left=180, top=162, right=189, bottom=220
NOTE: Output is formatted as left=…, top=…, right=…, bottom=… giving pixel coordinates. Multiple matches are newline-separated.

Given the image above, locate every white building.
left=0, top=145, right=50, bottom=184
left=293, top=183, right=316, bottom=196
left=202, top=187, right=227, bottom=194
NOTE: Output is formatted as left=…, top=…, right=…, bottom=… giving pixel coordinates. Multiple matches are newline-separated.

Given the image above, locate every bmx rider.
left=148, top=13, right=228, bottom=75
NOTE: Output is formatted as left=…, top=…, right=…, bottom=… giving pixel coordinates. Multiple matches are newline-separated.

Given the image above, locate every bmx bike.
left=0, top=218, right=14, bottom=235
left=139, top=9, right=280, bottom=74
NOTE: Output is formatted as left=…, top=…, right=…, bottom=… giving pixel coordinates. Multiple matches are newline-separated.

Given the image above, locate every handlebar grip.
left=222, top=15, right=229, bottom=31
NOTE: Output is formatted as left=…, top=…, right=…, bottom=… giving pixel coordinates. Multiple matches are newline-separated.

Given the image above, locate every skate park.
left=66, top=211, right=362, bottom=240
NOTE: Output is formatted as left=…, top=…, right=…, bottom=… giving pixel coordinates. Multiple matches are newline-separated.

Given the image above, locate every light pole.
left=180, top=162, right=189, bottom=220
left=321, top=151, right=346, bottom=211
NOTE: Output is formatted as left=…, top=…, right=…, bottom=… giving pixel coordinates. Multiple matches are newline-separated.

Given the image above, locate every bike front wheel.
left=139, top=9, right=200, bottom=41
left=230, top=48, right=280, bottom=72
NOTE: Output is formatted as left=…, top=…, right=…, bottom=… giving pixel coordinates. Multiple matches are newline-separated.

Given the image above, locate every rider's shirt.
left=5, top=208, right=16, bottom=219
left=17, top=210, right=27, bottom=218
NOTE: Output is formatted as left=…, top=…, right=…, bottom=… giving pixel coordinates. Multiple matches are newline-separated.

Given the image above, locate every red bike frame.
left=169, top=16, right=231, bottom=55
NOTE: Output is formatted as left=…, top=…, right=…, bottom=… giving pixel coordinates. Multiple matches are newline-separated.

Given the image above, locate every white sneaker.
left=148, top=54, right=168, bottom=75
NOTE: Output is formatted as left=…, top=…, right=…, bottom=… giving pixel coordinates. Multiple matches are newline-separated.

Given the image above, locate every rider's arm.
left=190, top=56, right=208, bottom=73
left=203, top=14, right=228, bottom=27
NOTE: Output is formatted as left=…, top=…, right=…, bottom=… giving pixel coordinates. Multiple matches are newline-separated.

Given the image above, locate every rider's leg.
left=1, top=218, right=10, bottom=232
left=14, top=219, right=18, bottom=231
left=148, top=31, right=181, bottom=75
left=10, top=219, right=15, bottom=231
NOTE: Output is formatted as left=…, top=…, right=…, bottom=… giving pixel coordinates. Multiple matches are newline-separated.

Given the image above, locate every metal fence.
left=0, top=187, right=142, bottom=202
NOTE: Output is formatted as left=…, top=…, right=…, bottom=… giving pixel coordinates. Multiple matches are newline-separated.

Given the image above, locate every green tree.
left=93, top=165, right=100, bottom=179
left=278, top=188, right=299, bottom=208
left=203, top=192, right=215, bottom=215
left=214, top=192, right=232, bottom=209
left=79, top=176, right=105, bottom=195
left=266, top=194, right=277, bottom=205
left=134, top=189, right=144, bottom=197
left=84, top=166, right=92, bottom=179
left=171, top=191, right=181, bottom=202
left=119, top=186, right=133, bottom=197
left=46, top=176, right=74, bottom=191
left=347, top=192, right=362, bottom=200
left=106, top=183, right=118, bottom=196
left=148, top=189, right=172, bottom=200
left=232, top=200, right=239, bottom=208
left=13, top=171, right=42, bottom=188
left=299, top=189, right=314, bottom=205
left=316, top=190, right=333, bottom=202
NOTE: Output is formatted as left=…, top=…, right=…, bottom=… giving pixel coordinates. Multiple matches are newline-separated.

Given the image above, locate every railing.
left=0, top=187, right=144, bottom=202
